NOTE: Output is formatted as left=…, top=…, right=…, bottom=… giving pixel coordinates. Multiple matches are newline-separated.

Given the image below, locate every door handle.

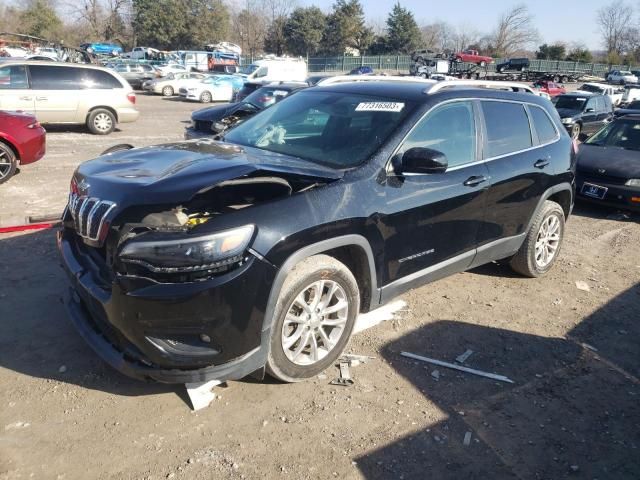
left=36, top=96, right=48, bottom=101
left=534, top=159, right=550, bottom=169
left=463, top=175, right=489, bottom=187
left=19, top=96, right=32, bottom=101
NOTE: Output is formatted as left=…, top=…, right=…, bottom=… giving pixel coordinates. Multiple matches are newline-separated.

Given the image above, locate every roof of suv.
left=0, top=59, right=107, bottom=71
left=314, top=79, right=552, bottom=105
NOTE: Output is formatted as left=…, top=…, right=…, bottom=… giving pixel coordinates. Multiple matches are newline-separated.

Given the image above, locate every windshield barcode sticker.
left=356, top=102, right=405, bottom=112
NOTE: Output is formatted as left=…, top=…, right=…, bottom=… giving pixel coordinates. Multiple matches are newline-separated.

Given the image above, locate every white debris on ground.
left=353, top=299, right=407, bottom=334
left=185, top=380, right=222, bottom=411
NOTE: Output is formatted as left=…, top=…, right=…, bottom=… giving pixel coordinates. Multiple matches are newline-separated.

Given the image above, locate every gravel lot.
left=1, top=92, right=639, bottom=480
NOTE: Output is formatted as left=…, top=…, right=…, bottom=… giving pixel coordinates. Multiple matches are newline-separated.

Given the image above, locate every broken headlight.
left=119, top=225, right=254, bottom=273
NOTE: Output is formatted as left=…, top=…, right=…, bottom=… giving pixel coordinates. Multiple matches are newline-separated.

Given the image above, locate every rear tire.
left=87, top=109, right=116, bottom=135
left=0, top=141, right=17, bottom=185
left=162, top=85, right=174, bottom=96
left=510, top=200, right=565, bottom=278
left=266, top=255, right=360, bottom=383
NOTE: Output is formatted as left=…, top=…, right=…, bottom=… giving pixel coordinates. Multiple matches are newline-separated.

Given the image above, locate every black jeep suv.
left=58, top=81, right=575, bottom=384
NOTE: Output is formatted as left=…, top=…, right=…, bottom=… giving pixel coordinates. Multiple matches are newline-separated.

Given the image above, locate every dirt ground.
left=1, top=91, right=639, bottom=480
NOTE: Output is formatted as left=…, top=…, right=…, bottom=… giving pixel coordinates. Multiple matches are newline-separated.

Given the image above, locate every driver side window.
left=401, top=101, right=477, bottom=168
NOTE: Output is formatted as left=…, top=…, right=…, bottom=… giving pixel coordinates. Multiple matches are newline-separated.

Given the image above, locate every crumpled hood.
left=577, top=144, right=640, bottom=179
left=191, top=103, right=242, bottom=122
left=72, top=139, right=343, bottom=211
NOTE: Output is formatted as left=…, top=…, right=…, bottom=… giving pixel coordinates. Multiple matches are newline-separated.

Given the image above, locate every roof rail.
left=426, top=79, right=538, bottom=94
left=316, top=75, right=435, bottom=86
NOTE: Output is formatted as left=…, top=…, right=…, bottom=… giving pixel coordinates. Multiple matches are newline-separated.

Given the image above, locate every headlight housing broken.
left=119, top=225, right=254, bottom=273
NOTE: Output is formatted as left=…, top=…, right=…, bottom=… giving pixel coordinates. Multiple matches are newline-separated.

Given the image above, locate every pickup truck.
left=453, top=49, right=493, bottom=67
left=575, top=83, right=624, bottom=106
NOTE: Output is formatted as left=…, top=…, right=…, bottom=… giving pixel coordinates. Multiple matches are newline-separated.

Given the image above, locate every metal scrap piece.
left=401, top=351, right=514, bottom=384
left=330, top=361, right=355, bottom=386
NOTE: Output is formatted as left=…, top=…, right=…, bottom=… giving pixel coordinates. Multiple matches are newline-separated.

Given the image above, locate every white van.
left=241, top=57, right=307, bottom=83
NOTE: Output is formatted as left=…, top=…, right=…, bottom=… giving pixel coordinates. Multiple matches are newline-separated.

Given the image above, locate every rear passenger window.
left=402, top=101, right=476, bottom=167
left=529, top=106, right=558, bottom=144
left=29, top=66, right=83, bottom=90
left=0, top=65, right=28, bottom=89
left=481, top=101, right=532, bottom=157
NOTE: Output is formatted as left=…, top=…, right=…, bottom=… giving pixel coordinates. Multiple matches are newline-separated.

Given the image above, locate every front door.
left=0, top=65, right=34, bottom=114
left=380, top=100, right=490, bottom=297
left=28, top=65, right=80, bottom=123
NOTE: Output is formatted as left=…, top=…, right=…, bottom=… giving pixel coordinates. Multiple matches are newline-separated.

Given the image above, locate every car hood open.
left=72, top=140, right=343, bottom=210
left=577, top=144, right=640, bottom=179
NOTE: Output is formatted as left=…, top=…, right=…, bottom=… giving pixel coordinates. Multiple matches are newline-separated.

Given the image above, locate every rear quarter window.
left=481, top=101, right=532, bottom=157
left=81, top=69, right=123, bottom=89
left=528, top=106, right=558, bottom=144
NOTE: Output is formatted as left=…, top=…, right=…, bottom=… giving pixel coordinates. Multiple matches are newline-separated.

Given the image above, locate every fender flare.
left=260, top=234, right=378, bottom=333
left=526, top=182, right=574, bottom=233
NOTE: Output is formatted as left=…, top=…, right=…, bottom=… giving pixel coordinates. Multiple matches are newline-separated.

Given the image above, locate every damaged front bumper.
left=57, top=228, right=276, bottom=383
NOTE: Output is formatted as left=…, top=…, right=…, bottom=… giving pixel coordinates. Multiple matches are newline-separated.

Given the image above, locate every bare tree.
left=420, top=21, right=456, bottom=52
left=596, top=0, right=634, bottom=54
left=231, top=0, right=268, bottom=57
left=491, top=4, right=539, bottom=57
left=453, top=23, right=480, bottom=52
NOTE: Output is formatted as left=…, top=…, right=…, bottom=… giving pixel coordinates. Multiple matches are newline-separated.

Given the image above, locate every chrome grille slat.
left=68, top=193, right=116, bottom=242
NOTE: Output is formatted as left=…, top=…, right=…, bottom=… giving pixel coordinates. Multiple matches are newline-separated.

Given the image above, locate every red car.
left=0, top=111, right=46, bottom=184
left=533, top=80, right=566, bottom=97
left=454, top=49, right=494, bottom=67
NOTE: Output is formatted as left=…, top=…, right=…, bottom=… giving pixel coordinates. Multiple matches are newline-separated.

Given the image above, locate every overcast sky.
left=299, top=0, right=607, bottom=50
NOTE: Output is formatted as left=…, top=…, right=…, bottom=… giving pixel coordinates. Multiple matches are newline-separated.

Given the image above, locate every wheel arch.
left=86, top=106, right=118, bottom=123
left=260, top=235, right=379, bottom=333
left=0, top=135, right=21, bottom=163
left=526, top=183, right=574, bottom=233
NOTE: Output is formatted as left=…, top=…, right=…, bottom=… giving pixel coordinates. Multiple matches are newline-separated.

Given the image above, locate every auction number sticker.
left=355, top=102, right=405, bottom=112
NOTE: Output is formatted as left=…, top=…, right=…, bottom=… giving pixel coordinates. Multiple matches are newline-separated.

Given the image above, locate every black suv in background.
left=58, top=80, right=575, bottom=385
left=496, top=58, right=530, bottom=73
left=555, top=93, right=614, bottom=139
left=185, top=82, right=307, bottom=140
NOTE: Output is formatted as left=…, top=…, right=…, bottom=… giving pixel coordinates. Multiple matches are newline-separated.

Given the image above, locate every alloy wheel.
left=534, top=214, right=561, bottom=268
left=0, top=145, right=12, bottom=180
left=281, top=280, right=349, bottom=366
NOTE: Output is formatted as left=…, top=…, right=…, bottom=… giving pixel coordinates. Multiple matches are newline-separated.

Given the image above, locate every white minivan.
left=0, top=61, right=139, bottom=134
left=241, top=57, right=308, bottom=83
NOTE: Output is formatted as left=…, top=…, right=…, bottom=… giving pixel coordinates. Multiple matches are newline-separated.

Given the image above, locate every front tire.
left=266, top=255, right=360, bottom=382
left=570, top=123, right=581, bottom=140
left=87, top=109, right=116, bottom=135
left=162, top=85, right=174, bottom=96
left=510, top=200, right=565, bottom=278
left=0, top=141, right=17, bottom=184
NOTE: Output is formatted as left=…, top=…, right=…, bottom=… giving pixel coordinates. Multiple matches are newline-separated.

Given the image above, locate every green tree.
left=132, top=0, right=185, bottom=49
left=18, top=0, right=63, bottom=40
left=284, top=7, right=326, bottom=57
left=181, top=0, right=230, bottom=48
left=385, top=2, right=421, bottom=54
left=264, top=15, right=288, bottom=55
left=535, top=43, right=566, bottom=60
left=322, top=0, right=368, bottom=55
left=565, top=46, right=593, bottom=63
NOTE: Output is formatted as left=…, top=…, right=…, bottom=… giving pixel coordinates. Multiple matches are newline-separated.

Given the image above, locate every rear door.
left=0, top=65, right=34, bottom=114
left=580, top=96, right=599, bottom=134
left=28, top=65, right=80, bottom=123
left=478, top=100, right=556, bottom=246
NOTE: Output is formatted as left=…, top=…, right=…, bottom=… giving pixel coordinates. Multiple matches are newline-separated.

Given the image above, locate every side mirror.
left=400, top=147, right=448, bottom=174
left=585, top=107, right=595, bottom=113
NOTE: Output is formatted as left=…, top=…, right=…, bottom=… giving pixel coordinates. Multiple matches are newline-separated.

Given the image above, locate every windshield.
left=579, top=84, right=603, bottom=93
left=586, top=120, right=640, bottom=150
left=555, top=96, right=587, bottom=110
left=244, top=87, right=294, bottom=109
left=241, top=64, right=259, bottom=75
left=224, top=91, right=416, bottom=169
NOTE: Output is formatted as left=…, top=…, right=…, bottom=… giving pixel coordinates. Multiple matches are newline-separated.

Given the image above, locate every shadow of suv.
left=58, top=80, right=575, bottom=385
